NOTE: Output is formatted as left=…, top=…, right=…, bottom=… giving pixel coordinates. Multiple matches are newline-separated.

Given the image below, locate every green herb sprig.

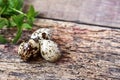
left=0, top=0, right=37, bottom=44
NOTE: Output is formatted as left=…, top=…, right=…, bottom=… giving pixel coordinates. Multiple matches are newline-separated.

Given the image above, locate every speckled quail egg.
left=31, top=28, right=52, bottom=40
left=18, top=39, right=40, bottom=61
left=40, top=40, right=61, bottom=62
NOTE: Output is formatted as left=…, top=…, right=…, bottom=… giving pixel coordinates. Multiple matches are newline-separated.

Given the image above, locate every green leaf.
left=9, top=0, right=23, bottom=10
left=0, top=35, right=7, bottom=43
left=27, top=5, right=37, bottom=18
left=15, top=0, right=23, bottom=10
left=0, top=18, right=8, bottom=29
left=0, top=0, right=9, bottom=7
left=12, top=14, right=24, bottom=27
left=26, top=5, right=37, bottom=26
left=22, top=23, right=32, bottom=29
left=0, top=5, right=8, bottom=16
left=0, top=0, right=23, bottom=17
left=9, top=19, right=16, bottom=27
left=0, top=0, right=3, bottom=6
left=26, top=17, right=35, bottom=26
left=0, top=0, right=12, bottom=16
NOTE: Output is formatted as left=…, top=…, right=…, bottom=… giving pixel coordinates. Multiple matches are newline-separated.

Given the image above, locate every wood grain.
left=25, top=0, right=120, bottom=28
left=0, top=19, right=120, bottom=80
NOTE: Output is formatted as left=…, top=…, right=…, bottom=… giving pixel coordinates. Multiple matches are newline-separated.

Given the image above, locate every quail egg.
left=40, top=40, right=61, bottom=62
left=31, top=28, right=52, bottom=40
left=18, top=39, right=40, bottom=61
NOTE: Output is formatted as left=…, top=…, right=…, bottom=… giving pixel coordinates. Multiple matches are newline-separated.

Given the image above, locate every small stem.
left=10, top=8, right=26, bottom=16
left=12, top=27, right=22, bottom=44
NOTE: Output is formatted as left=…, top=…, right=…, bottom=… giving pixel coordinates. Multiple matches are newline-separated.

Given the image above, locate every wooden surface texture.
left=0, top=19, right=120, bottom=80
left=25, top=0, right=120, bottom=28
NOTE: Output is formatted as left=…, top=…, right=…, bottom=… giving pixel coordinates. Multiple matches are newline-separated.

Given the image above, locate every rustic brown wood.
left=25, top=0, right=120, bottom=28
left=0, top=19, right=120, bottom=80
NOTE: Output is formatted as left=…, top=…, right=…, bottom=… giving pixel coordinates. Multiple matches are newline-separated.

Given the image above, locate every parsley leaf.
left=0, top=0, right=37, bottom=44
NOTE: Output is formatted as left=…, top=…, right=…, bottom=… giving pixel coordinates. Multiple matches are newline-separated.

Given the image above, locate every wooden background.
left=0, top=19, right=120, bottom=80
left=25, top=0, right=120, bottom=28
left=0, top=0, right=120, bottom=80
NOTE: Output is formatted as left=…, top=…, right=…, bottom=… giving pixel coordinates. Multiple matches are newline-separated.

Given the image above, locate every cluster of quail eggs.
left=18, top=28, right=61, bottom=62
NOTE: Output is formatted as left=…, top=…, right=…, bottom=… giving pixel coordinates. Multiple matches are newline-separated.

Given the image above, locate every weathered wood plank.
left=25, top=0, right=120, bottom=28
left=0, top=19, right=120, bottom=80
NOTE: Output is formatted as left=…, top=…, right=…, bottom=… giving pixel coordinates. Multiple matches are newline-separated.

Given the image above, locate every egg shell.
left=18, top=39, right=40, bottom=61
left=40, top=40, right=61, bottom=62
left=31, top=28, right=52, bottom=40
